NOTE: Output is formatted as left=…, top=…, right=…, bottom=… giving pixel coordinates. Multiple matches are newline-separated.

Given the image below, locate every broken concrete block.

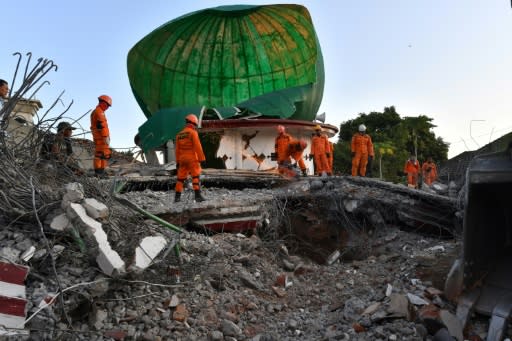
left=326, top=250, right=341, bottom=265
left=221, top=319, right=242, bottom=337
left=167, top=294, right=180, bottom=308
left=239, top=270, right=264, bottom=291
left=20, top=246, right=35, bottom=262
left=129, top=236, right=168, bottom=272
left=343, top=199, right=359, bottom=212
left=0, top=247, right=21, bottom=263
left=68, top=203, right=125, bottom=276
left=83, top=198, right=109, bottom=220
left=90, top=307, right=108, bottom=330
left=96, top=244, right=126, bottom=276
left=440, top=310, right=463, bottom=341
left=67, top=203, right=106, bottom=242
left=362, top=302, right=381, bottom=316
left=407, top=293, right=429, bottom=306
left=50, top=213, right=70, bottom=231
left=309, top=179, right=324, bottom=190
left=51, top=245, right=66, bottom=260
left=385, top=283, right=393, bottom=297
left=61, top=182, right=85, bottom=208
left=388, top=293, right=411, bottom=320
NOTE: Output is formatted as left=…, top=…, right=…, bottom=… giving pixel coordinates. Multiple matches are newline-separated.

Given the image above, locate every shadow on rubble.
left=259, top=186, right=460, bottom=266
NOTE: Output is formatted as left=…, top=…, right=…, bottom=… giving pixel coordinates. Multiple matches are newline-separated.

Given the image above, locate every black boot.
left=174, top=192, right=181, bottom=203
left=194, top=190, right=206, bottom=202
left=95, top=168, right=106, bottom=178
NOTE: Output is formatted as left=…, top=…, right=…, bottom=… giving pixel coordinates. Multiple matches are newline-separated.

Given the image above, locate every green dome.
left=128, top=4, right=324, bottom=120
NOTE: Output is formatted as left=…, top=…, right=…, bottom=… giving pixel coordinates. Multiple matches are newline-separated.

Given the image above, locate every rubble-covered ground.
left=4, top=172, right=508, bottom=341
left=0, top=163, right=510, bottom=341
left=3, top=55, right=507, bottom=341
left=0, top=208, right=457, bottom=341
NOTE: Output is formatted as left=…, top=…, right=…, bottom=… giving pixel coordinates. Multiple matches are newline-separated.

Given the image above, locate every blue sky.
left=2, top=0, right=511, bottom=158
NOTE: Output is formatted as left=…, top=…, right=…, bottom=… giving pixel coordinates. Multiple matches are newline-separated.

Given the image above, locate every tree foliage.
left=333, top=106, right=449, bottom=183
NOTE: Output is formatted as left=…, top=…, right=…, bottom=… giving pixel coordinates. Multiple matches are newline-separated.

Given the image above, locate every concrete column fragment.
left=129, top=236, right=168, bottom=272
left=83, top=198, right=109, bottom=220
left=61, top=182, right=85, bottom=209
left=67, top=203, right=125, bottom=276
left=49, top=213, right=70, bottom=231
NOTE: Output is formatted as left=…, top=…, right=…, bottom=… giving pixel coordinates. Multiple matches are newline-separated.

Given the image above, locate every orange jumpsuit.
left=175, top=124, right=206, bottom=193
left=422, top=161, right=438, bottom=186
left=90, top=105, right=111, bottom=171
left=404, top=159, right=420, bottom=188
left=275, top=133, right=292, bottom=174
left=311, top=134, right=330, bottom=175
left=286, top=139, right=307, bottom=173
left=351, top=133, right=374, bottom=176
left=275, top=133, right=292, bottom=163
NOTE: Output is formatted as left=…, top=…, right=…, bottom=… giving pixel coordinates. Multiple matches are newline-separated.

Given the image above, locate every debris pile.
left=4, top=53, right=504, bottom=340
left=5, top=160, right=512, bottom=340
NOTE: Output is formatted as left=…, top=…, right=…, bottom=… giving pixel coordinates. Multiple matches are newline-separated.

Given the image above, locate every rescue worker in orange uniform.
left=274, top=125, right=292, bottom=174
left=90, top=95, right=112, bottom=176
left=174, top=114, right=206, bottom=203
left=351, top=124, right=374, bottom=177
left=286, top=138, right=308, bottom=177
left=404, top=154, right=420, bottom=188
left=421, top=156, right=438, bottom=186
left=310, top=125, right=331, bottom=176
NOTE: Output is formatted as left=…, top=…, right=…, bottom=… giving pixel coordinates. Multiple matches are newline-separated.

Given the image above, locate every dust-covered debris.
left=0, top=71, right=499, bottom=340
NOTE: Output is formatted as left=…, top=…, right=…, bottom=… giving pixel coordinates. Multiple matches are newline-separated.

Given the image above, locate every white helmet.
left=358, top=124, right=366, bottom=132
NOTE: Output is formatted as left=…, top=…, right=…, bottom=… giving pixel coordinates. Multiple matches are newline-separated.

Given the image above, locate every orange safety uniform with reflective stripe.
left=404, top=159, right=420, bottom=188
left=311, top=134, right=330, bottom=175
left=275, top=133, right=292, bottom=164
left=422, top=161, right=438, bottom=186
left=90, top=105, right=111, bottom=171
left=286, top=139, right=307, bottom=172
left=351, top=133, right=374, bottom=176
left=175, top=124, right=206, bottom=193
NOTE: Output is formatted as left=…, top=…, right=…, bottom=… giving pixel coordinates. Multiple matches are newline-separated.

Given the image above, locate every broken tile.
left=407, top=293, right=429, bottom=306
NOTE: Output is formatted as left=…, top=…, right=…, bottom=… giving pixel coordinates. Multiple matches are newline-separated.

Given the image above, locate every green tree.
left=334, top=107, right=449, bottom=182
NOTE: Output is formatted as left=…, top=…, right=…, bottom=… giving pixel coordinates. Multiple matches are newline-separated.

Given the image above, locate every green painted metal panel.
left=128, top=4, right=324, bottom=150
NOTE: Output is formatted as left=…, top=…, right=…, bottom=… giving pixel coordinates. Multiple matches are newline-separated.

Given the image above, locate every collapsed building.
left=1, top=4, right=512, bottom=341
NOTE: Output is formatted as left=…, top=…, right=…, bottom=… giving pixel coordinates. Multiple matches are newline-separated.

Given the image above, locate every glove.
left=105, top=137, right=110, bottom=146
left=326, top=153, right=331, bottom=158
left=270, top=152, right=277, bottom=161
left=309, top=154, right=314, bottom=159
left=176, top=163, right=179, bottom=169
left=201, top=161, right=206, bottom=168
left=351, top=152, right=355, bottom=158
left=368, top=155, right=373, bottom=161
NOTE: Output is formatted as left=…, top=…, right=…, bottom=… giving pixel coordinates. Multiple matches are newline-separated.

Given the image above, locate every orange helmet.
left=98, top=95, right=112, bottom=106
left=299, top=139, right=307, bottom=149
left=314, top=124, right=322, bottom=131
left=185, top=114, right=199, bottom=126
left=277, top=125, right=285, bottom=134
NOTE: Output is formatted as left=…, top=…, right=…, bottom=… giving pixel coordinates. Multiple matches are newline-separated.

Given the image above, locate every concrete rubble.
left=0, top=167, right=506, bottom=340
